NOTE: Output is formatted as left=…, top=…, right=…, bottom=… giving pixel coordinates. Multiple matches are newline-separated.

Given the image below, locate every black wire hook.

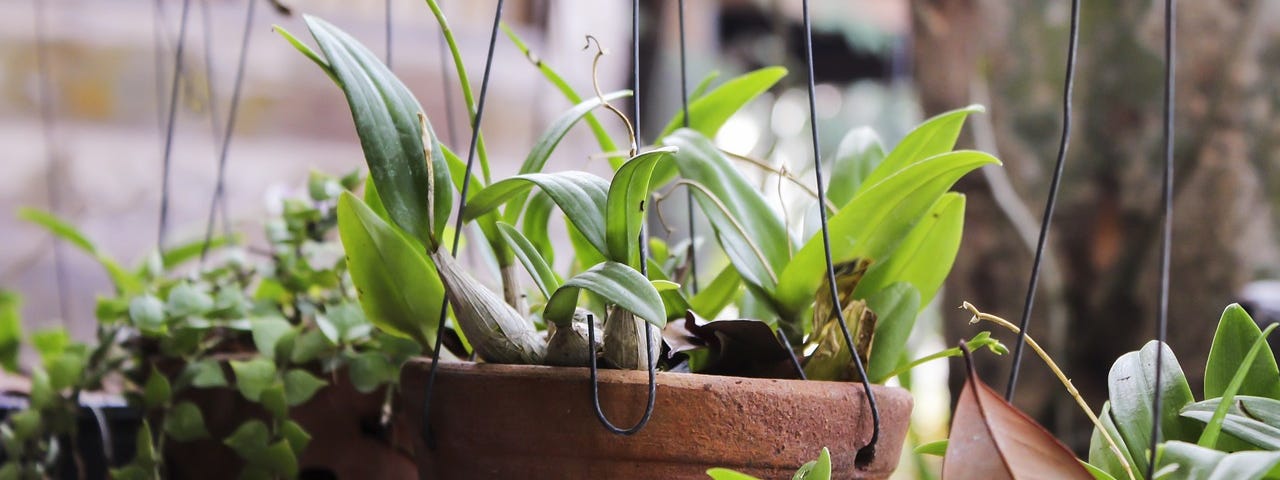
left=586, top=314, right=658, bottom=435
left=1148, top=0, right=1176, bottom=476
left=421, top=0, right=505, bottom=451
left=799, top=0, right=881, bottom=465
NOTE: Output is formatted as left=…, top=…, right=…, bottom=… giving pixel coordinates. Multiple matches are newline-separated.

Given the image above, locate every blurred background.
left=4, top=0, right=1280, bottom=474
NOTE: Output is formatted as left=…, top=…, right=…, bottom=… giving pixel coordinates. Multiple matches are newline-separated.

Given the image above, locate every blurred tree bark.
left=912, top=0, right=1280, bottom=449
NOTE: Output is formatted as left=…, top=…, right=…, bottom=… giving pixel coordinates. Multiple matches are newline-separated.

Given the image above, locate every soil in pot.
left=397, top=360, right=912, bottom=480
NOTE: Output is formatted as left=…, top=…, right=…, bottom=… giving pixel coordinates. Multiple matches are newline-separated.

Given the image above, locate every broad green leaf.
left=519, top=90, right=631, bottom=176
left=1155, top=441, right=1280, bottom=480
left=859, top=104, right=984, bottom=190
left=1108, top=341, right=1199, bottom=473
left=337, top=192, right=440, bottom=346
left=658, top=67, right=786, bottom=139
left=1198, top=323, right=1278, bottom=447
left=260, top=384, right=288, bottom=418
left=129, top=295, right=166, bottom=334
left=501, top=23, right=621, bottom=164
left=1205, top=304, right=1280, bottom=400
left=0, top=292, right=20, bottom=372
left=164, top=401, right=209, bottom=442
left=775, top=151, right=999, bottom=319
left=8, top=410, right=40, bottom=440
left=19, top=208, right=142, bottom=294
left=30, top=328, right=68, bottom=364
left=521, top=191, right=557, bottom=266
left=853, top=193, right=966, bottom=305
left=605, top=147, right=678, bottom=265
left=348, top=351, right=396, bottom=393
left=1089, top=402, right=1137, bottom=480
left=706, top=469, right=760, bottom=480
left=230, top=358, right=277, bottom=402
left=545, top=262, right=666, bottom=328
left=864, top=282, right=922, bottom=383
left=283, top=369, right=327, bottom=406
left=144, top=369, right=172, bottom=409
left=166, top=282, right=214, bottom=318
left=281, top=420, right=311, bottom=454
left=465, top=172, right=610, bottom=256
left=828, top=127, right=886, bottom=207
left=134, top=419, right=158, bottom=468
left=300, top=16, right=451, bottom=247
left=182, top=359, right=227, bottom=389
left=496, top=222, right=560, bottom=298
left=27, top=369, right=52, bottom=410
left=250, top=316, right=293, bottom=356
left=689, top=70, right=720, bottom=102
left=665, top=130, right=790, bottom=294
left=45, top=347, right=85, bottom=391
left=316, top=301, right=372, bottom=344
left=567, top=220, right=607, bottom=272
left=1183, top=397, right=1280, bottom=450
left=688, top=266, right=741, bottom=319
left=290, top=329, right=331, bottom=364
left=793, top=447, right=832, bottom=480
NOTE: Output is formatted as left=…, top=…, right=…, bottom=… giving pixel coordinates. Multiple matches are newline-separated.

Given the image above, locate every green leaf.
left=260, top=384, right=288, bottom=419
left=316, top=301, right=371, bottom=345
left=164, top=401, right=209, bottom=442
left=1198, top=323, right=1279, bottom=447
left=501, top=23, right=621, bottom=164
left=143, top=369, right=172, bottom=409
left=689, top=70, right=720, bottom=102
left=858, top=104, right=984, bottom=190
left=1089, top=402, right=1137, bottom=480
left=605, top=147, right=678, bottom=265
left=465, top=172, right=610, bottom=256
left=425, top=0, right=492, bottom=182
left=250, top=316, right=293, bottom=356
left=183, top=359, right=227, bottom=389
left=290, top=329, right=331, bottom=365
left=521, top=191, right=557, bottom=267
left=224, top=419, right=271, bottom=460
left=706, top=469, right=761, bottom=480
left=45, top=349, right=84, bottom=391
left=864, top=283, right=923, bottom=383
left=496, top=222, right=560, bottom=298
left=0, top=292, right=21, bottom=373
left=915, top=439, right=948, bottom=456
left=1182, top=397, right=1280, bottom=449
left=281, top=420, right=312, bottom=454
left=665, top=130, right=790, bottom=294
left=828, top=127, right=886, bottom=207
left=1205, top=304, right=1280, bottom=400
left=129, top=295, right=166, bottom=334
left=545, top=262, right=667, bottom=328
left=300, top=16, right=451, bottom=247
left=18, top=208, right=142, bottom=294
left=658, top=67, right=786, bottom=139
left=230, top=358, right=277, bottom=402
left=337, top=192, right=441, bottom=346
left=348, top=352, right=396, bottom=393
left=8, top=410, right=41, bottom=440
left=854, top=193, right=965, bottom=307
left=167, top=282, right=214, bottom=318
left=1155, top=441, right=1280, bottom=480
left=134, top=419, right=157, bottom=469
left=261, top=440, right=300, bottom=478
left=688, top=266, right=741, bottom=319
left=283, top=369, right=327, bottom=406
left=274, top=26, right=337, bottom=82
left=27, top=369, right=52, bottom=410
left=30, top=328, right=68, bottom=362
left=519, top=90, right=631, bottom=176
left=793, top=447, right=832, bottom=480
left=155, top=234, right=237, bottom=271
left=1108, top=341, right=1198, bottom=473
left=1081, top=462, right=1119, bottom=480
left=775, top=150, right=999, bottom=319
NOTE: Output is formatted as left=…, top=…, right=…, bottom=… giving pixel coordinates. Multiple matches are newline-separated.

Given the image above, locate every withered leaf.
left=661, top=312, right=800, bottom=379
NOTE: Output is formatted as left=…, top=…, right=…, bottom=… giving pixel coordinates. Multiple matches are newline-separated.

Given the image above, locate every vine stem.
left=962, top=302, right=1135, bottom=480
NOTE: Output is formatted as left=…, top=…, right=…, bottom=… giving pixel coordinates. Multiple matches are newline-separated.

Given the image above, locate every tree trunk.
left=912, top=0, right=1280, bottom=449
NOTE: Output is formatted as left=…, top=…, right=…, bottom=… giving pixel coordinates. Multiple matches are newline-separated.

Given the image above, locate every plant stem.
left=424, top=0, right=491, bottom=184
left=720, top=149, right=837, bottom=213
left=962, top=301, right=1135, bottom=480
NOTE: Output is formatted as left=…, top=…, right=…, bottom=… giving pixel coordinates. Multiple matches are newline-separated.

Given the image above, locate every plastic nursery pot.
left=163, top=366, right=417, bottom=480
left=398, top=360, right=912, bottom=479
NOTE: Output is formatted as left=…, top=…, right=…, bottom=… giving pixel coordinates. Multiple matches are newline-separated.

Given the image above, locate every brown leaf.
left=942, top=343, right=1091, bottom=480
left=661, top=312, right=800, bottom=378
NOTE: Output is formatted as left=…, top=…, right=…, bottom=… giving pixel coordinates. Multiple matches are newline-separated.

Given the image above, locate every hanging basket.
left=397, top=360, right=912, bottom=479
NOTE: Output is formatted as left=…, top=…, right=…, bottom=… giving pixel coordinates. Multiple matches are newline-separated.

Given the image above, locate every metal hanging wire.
left=421, top=0, right=506, bottom=450
left=32, top=0, right=72, bottom=327
left=584, top=0, right=660, bottom=436
left=385, top=0, right=393, bottom=68
left=200, top=0, right=259, bottom=262
left=157, top=0, right=196, bottom=250
left=1004, top=0, right=1081, bottom=402
left=1148, top=0, right=1176, bottom=475
left=677, top=0, right=699, bottom=294
left=800, top=0, right=880, bottom=463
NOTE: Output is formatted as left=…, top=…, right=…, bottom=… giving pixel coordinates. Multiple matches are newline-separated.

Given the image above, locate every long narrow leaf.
left=465, top=172, right=610, bottom=256
left=657, top=67, right=786, bottom=139
left=1155, top=441, right=1280, bottom=479
left=775, top=151, right=998, bottom=319
left=424, top=0, right=491, bottom=182
left=864, top=282, right=922, bottom=383
left=827, top=127, right=886, bottom=207
left=544, top=262, right=666, bottom=328
left=688, top=266, right=741, bottom=319
left=853, top=193, right=966, bottom=304
left=19, top=208, right=142, bottom=294
left=495, top=222, right=559, bottom=299
left=301, top=16, right=452, bottom=248
left=605, top=147, right=677, bottom=265
left=1198, top=323, right=1279, bottom=447
left=1205, top=304, right=1280, bottom=400
left=859, top=104, right=984, bottom=190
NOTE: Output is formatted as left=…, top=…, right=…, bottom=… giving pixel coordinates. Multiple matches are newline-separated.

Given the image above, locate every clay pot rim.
left=404, top=358, right=910, bottom=398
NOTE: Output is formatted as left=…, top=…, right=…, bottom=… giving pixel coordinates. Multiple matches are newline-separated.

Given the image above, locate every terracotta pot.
left=164, top=367, right=417, bottom=479
left=397, top=360, right=912, bottom=479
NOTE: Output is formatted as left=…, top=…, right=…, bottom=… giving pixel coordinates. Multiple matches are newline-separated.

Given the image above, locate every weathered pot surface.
left=398, top=360, right=912, bottom=479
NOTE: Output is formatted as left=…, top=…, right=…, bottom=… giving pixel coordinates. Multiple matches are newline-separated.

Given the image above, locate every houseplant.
left=2, top=171, right=420, bottom=479
left=278, top=1, right=1002, bottom=477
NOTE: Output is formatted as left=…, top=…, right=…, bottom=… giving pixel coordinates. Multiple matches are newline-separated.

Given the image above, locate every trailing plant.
left=2, top=170, right=415, bottom=479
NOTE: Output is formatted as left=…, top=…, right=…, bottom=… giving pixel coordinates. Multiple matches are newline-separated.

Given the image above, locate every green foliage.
left=0, top=292, right=21, bottom=373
